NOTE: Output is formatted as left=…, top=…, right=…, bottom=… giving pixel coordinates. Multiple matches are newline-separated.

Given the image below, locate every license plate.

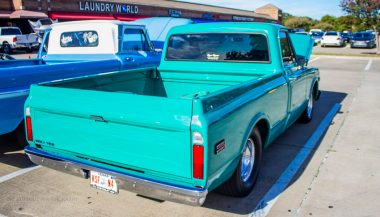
left=90, top=171, right=118, bottom=194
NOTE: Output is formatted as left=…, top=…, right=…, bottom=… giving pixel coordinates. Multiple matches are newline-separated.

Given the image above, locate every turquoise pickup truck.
left=24, top=23, right=319, bottom=206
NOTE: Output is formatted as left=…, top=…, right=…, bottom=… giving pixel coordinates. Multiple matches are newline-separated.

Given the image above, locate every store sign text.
left=79, top=1, right=139, bottom=14
left=232, top=16, right=254, bottom=21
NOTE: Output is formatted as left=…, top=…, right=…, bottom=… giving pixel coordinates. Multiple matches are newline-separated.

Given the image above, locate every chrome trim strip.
left=25, top=148, right=207, bottom=206
left=0, top=89, right=29, bottom=99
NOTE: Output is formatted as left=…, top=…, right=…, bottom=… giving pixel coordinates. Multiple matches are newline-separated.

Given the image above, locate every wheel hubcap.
left=241, top=138, right=255, bottom=182
left=4, top=46, right=9, bottom=53
left=307, top=94, right=314, bottom=118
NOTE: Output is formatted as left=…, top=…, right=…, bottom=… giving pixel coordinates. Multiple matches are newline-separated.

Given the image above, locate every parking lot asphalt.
left=313, top=43, right=379, bottom=55
left=0, top=56, right=379, bottom=217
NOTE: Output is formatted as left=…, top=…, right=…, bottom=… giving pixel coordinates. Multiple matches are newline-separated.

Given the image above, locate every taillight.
left=25, top=107, right=33, bottom=141
left=193, top=145, right=204, bottom=179
left=13, top=37, right=17, bottom=42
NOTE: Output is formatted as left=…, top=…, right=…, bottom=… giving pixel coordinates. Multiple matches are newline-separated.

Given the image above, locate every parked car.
left=309, top=29, right=323, bottom=35
left=341, top=32, right=353, bottom=43
left=0, top=27, right=39, bottom=54
left=321, top=31, right=344, bottom=47
left=24, top=22, right=320, bottom=206
left=28, top=18, right=56, bottom=43
left=310, top=31, right=324, bottom=44
left=0, top=20, right=161, bottom=145
left=350, top=32, right=376, bottom=48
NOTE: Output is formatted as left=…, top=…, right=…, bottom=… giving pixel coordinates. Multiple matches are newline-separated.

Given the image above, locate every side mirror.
left=150, top=42, right=155, bottom=51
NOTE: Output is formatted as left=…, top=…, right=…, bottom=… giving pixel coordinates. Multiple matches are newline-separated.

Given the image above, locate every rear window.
left=354, top=33, right=372, bottom=38
left=325, top=32, right=338, bottom=36
left=60, top=31, right=98, bottom=47
left=1, top=28, right=22, bottom=35
left=166, top=33, right=269, bottom=62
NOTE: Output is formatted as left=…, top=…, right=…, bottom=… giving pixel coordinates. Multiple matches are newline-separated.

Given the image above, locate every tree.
left=284, top=17, right=313, bottom=31
left=312, top=22, right=335, bottom=31
left=340, top=0, right=380, bottom=31
left=335, top=15, right=358, bottom=31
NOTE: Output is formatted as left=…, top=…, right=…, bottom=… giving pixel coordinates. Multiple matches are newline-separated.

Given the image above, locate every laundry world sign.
left=79, top=1, right=139, bottom=14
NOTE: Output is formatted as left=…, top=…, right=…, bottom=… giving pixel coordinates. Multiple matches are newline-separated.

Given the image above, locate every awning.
left=49, top=12, right=114, bottom=20
left=9, top=10, right=48, bottom=19
left=49, top=12, right=147, bottom=21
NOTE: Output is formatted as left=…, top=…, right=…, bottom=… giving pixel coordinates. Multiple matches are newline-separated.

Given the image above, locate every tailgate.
left=28, top=85, right=193, bottom=178
left=17, top=34, right=37, bottom=43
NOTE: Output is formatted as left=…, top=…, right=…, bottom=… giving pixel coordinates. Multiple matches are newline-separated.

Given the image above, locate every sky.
left=178, top=0, right=344, bottom=20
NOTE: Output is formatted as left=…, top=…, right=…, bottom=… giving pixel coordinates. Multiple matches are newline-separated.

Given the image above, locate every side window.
left=279, top=31, right=295, bottom=64
left=122, top=28, right=150, bottom=52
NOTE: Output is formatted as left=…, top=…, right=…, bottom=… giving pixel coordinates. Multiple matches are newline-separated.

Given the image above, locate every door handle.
left=125, top=57, right=134, bottom=62
left=289, top=77, right=297, bottom=81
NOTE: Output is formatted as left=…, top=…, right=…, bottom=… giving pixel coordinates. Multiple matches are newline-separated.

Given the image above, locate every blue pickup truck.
left=25, top=22, right=320, bottom=205
left=0, top=20, right=161, bottom=143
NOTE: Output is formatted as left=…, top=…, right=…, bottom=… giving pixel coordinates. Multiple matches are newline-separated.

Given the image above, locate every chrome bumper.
left=25, top=147, right=207, bottom=206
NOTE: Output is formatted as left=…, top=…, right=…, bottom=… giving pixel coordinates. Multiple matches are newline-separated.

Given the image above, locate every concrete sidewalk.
left=272, top=59, right=380, bottom=217
left=294, top=60, right=380, bottom=217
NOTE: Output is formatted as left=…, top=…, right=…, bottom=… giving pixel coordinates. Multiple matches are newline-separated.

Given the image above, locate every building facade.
left=1, top=0, right=282, bottom=33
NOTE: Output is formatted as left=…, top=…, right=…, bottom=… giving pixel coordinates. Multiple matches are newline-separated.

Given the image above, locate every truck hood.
left=289, top=33, right=314, bottom=64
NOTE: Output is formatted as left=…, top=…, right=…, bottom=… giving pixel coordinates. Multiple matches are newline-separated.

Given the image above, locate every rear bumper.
left=25, top=146, right=207, bottom=206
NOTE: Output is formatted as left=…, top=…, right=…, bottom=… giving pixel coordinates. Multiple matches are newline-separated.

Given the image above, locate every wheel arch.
left=241, top=113, right=271, bottom=152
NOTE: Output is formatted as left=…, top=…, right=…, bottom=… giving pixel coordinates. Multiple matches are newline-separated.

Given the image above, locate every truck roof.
left=168, top=22, right=284, bottom=35
left=51, top=20, right=145, bottom=28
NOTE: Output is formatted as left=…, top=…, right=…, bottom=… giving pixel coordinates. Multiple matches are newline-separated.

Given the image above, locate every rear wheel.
left=218, top=127, right=262, bottom=197
left=2, top=43, right=11, bottom=54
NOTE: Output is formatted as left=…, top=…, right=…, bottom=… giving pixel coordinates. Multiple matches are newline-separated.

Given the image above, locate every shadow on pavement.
left=202, top=90, right=347, bottom=214
left=0, top=132, right=33, bottom=169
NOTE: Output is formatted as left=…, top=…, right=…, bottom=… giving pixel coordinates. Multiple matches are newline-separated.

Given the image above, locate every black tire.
left=2, top=43, right=11, bottom=54
left=218, top=127, right=263, bottom=197
left=14, top=122, right=29, bottom=148
left=299, top=89, right=315, bottom=123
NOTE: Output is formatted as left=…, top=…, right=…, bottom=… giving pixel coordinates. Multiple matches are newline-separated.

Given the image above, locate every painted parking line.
left=249, top=103, right=341, bottom=217
left=364, top=60, right=372, bottom=71
left=0, top=165, right=41, bottom=184
left=309, top=57, right=321, bottom=63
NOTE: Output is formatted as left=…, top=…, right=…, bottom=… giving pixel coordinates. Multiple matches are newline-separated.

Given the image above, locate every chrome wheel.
left=307, top=94, right=314, bottom=118
left=240, top=138, right=255, bottom=182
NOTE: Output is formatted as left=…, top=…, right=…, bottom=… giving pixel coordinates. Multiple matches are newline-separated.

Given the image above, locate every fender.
left=240, top=112, right=271, bottom=152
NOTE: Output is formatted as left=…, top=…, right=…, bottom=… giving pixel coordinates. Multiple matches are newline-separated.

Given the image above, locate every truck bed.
left=44, top=68, right=246, bottom=99
left=27, top=68, right=263, bottom=186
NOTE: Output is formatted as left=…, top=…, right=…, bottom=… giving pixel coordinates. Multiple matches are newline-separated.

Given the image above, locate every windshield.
left=311, top=32, right=323, bottom=36
left=1, top=28, right=22, bottom=35
left=166, top=33, right=269, bottom=62
left=39, top=19, right=53, bottom=25
left=325, top=32, right=338, bottom=36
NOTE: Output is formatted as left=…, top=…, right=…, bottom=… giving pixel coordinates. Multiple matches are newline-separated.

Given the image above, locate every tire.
left=218, top=127, right=263, bottom=197
left=14, top=122, right=29, bottom=148
left=299, top=90, right=315, bottom=123
left=2, top=43, right=11, bottom=54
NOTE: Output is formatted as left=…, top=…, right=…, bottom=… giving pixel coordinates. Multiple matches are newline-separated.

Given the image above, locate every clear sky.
left=178, top=0, right=344, bottom=20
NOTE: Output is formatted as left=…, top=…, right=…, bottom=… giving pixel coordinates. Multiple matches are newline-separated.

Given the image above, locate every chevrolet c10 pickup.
left=0, top=20, right=160, bottom=143
left=24, top=22, right=320, bottom=206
